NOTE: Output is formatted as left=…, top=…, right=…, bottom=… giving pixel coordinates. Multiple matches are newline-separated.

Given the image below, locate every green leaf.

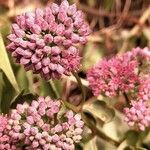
left=143, top=28, right=150, bottom=47
left=87, top=0, right=95, bottom=7
left=0, top=34, right=19, bottom=92
left=0, top=71, right=16, bottom=113
left=16, top=66, right=29, bottom=92
left=135, top=148, right=147, bottom=150
left=26, top=71, right=34, bottom=93
left=39, top=78, right=58, bottom=98
left=82, top=42, right=103, bottom=71
left=123, top=146, right=132, bottom=150
left=75, top=144, right=83, bottom=150
left=83, top=100, right=115, bottom=123
left=125, top=130, right=139, bottom=146
left=10, top=89, right=25, bottom=106
left=0, top=16, right=11, bottom=38
left=0, top=70, right=4, bottom=112
left=83, top=111, right=97, bottom=126
left=10, top=91, right=38, bottom=109
left=83, top=137, right=98, bottom=150
left=104, top=0, right=114, bottom=11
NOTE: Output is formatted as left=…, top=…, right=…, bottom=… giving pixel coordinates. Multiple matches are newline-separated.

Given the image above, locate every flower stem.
left=72, top=71, right=86, bottom=108
left=62, top=100, right=79, bottom=113
left=81, top=112, right=120, bottom=147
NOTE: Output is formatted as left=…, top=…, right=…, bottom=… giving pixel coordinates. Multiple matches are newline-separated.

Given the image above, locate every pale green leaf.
left=125, top=130, right=139, bottom=146
left=83, top=100, right=115, bottom=123
left=82, top=42, right=103, bottom=71
left=16, top=66, right=29, bottom=92
left=0, top=34, right=19, bottom=92
left=0, top=72, right=16, bottom=113
left=83, top=137, right=98, bottom=150
left=135, top=148, right=147, bottom=150
left=11, top=91, right=38, bottom=109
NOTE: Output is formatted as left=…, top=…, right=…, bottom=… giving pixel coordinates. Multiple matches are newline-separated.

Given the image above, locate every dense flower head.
left=125, top=47, right=150, bottom=60
left=87, top=56, right=139, bottom=97
left=5, top=96, right=84, bottom=150
left=7, top=0, right=90, bottom=80
left=87, top=47, right=150, bottom=97
left=0, top=115, right=7, bottom=132
left=137, top=77, right=150, bottom=101
left=0, top=115, right=19, bottom=150
left=124, top=100, right=150, bottom=131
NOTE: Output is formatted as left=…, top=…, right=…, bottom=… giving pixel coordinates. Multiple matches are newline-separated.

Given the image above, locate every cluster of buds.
left=0, top=115, right=19, bottom=150
left=137, top=77, right=150, bottom=101
left=87, top=47, right=150, bottom=97
left=7, top=0, right=90, bottom=80
left=87, top=55, right=139, bottom=97
left=124, top=100, right=150, bottom=131
left=0, top=96, right=84, bottom=150
left=124, top=76, right=150, bottom=131
left=87, top=47, right=150, bottom=130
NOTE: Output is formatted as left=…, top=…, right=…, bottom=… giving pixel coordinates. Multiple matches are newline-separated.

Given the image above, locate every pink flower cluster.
left=125, top=47, right=150, bottom=60
left=7, top=0, right=90, bottom=80
left=0, top=115, right=19, bottom=150
left=87, top=47, right=150, bottom=97
left=87, top=47, right=150, bottom=130
left=137, top=77, right=150, bottom=101
left=124, top=100, right=150, bottom=131
left=0, top=96, right=84, bottom=150
left=87, top=56, right=139, bottom=97
left=123, top=76, right=150, bottom=131
left=0, top=115, right=7, bottom=132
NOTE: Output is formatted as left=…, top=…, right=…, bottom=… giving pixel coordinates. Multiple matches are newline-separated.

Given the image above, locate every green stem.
left=72, top=71, right=86, bottom=106
left=49, top=80, right=60, bottom=99
left=82, top=112, right=120, bottom=147
left=62, top=100, right=79, bottom=113
left=71, top=72, right=120, bottom=146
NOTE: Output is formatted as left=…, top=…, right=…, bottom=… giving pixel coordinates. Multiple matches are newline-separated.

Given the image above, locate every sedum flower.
left=6, top=96, right=84, bottom=150
left=0, top=115, right=19, bottom=150
left=87, top=56, right=139, bottom=97
left=125, top=47, right=150, bottom=60
left=87, top=47, right=150, bottom=97
left=7, top=0, right=90, bottom=80
left=137, top=77, right=150, bottom=101
left=0, top=115, right=7, bottom=132
left=124, top=100, right=150, bottom=131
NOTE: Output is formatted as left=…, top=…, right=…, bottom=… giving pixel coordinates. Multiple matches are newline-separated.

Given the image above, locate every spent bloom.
left=7, top=0, right=90, bottom=80
left=5, top=96, right=84, bottom=149
left=124, top=100, right=150, bottom=131
left=87, top=56, right=139, bottom=97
